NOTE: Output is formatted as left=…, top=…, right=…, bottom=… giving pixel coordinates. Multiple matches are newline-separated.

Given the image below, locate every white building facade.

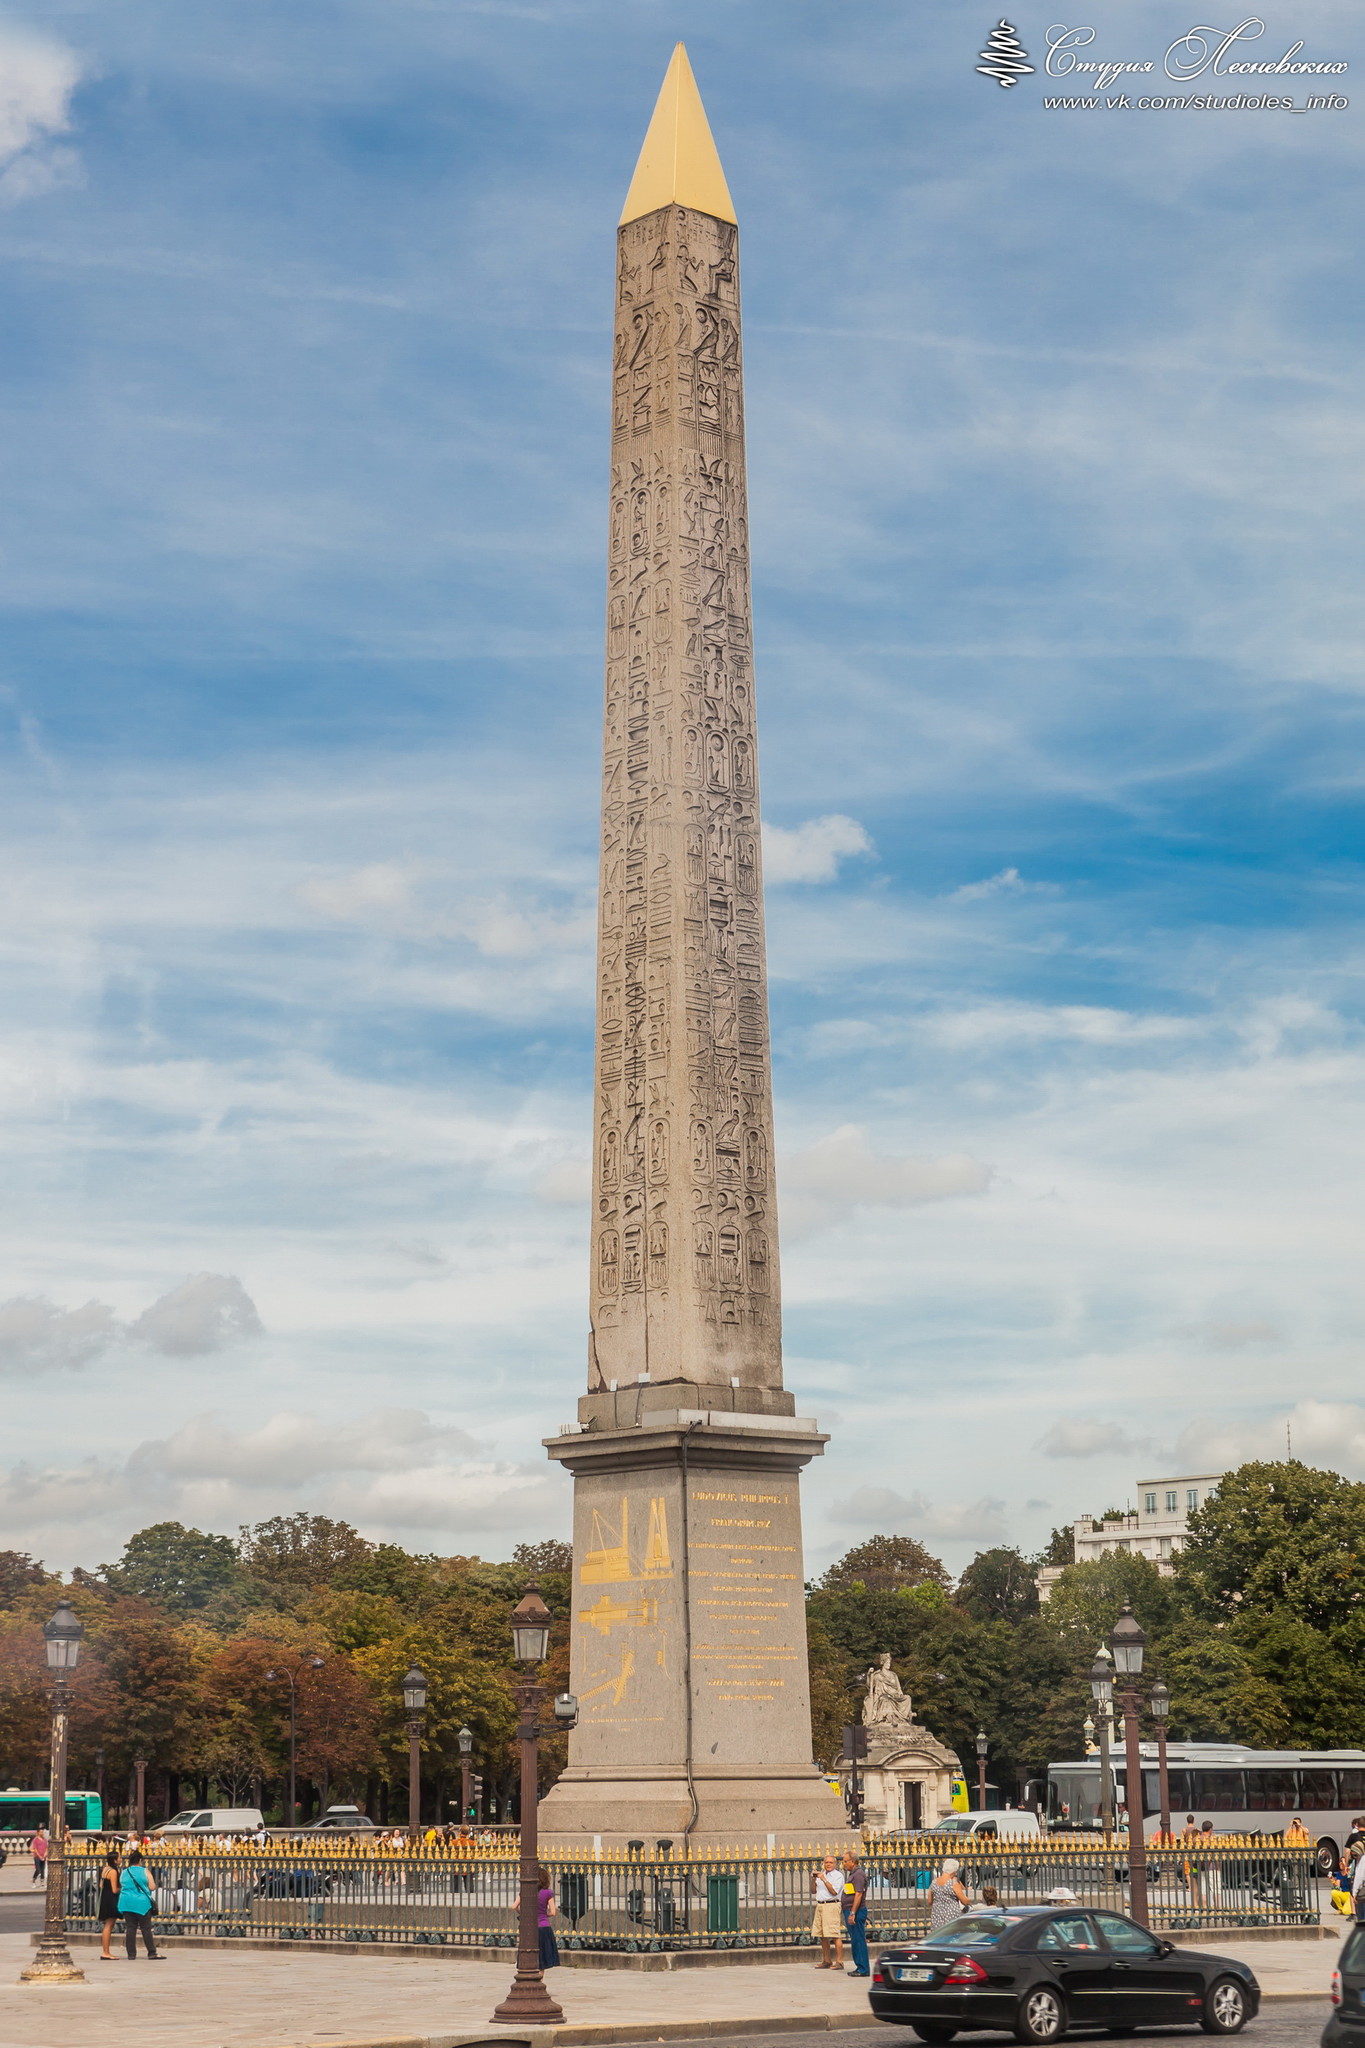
left=1037, top=1472, right=1224, bottom=1600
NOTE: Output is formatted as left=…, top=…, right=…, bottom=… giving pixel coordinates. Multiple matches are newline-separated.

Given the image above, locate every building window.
left=1186, top=1488, right=1198, bottom=1511
left=1165, top=1490, right=1177, bottom=1512
left=1144, top=1493, right=1156, bottom=1514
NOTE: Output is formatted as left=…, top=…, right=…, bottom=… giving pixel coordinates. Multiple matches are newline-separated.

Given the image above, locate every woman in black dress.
left=98, top=1847, right=122, bottom=1960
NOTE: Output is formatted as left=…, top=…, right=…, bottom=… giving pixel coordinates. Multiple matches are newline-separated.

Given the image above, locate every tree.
left=1041, top=1552, right=1176, bottom=1650
left=1156, top=1626, right=1291, bottom=1746
left=238, top=1515, right=373, bottom=1596
left=1174, top=1461, right=1365, bottom=1634
left=820, top=1535, right=950, bottom=1594
left=0, top=1551, right=53, bottom=1608
left=957, top=1548, right=1040, bottom=1626
left=294, top=1658, right=378, bottom=1808
left=1035, top=1527, right=1074, bottom=1570
left=101, top=1522, right=243, bottom=1614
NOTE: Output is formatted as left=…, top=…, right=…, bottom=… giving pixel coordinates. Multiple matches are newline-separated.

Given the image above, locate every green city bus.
left=0, top=1788, right=103, bottom=1836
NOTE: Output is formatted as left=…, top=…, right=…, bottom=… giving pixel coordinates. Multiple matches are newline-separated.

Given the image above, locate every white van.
left=152, top=1808, right=264, bottom=1837
left=918, top=1809, right=1043, bottom=1841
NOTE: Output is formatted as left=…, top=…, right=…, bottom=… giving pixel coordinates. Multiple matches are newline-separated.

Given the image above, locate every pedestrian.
left=810, top=1853, right=844, bottom=1969
left=1346, top=1818, right=1365, bottom=1859
left=98, top=1846, right=123, bottom=1960
left=980, top=1885, right=1001, bottom=1910
left=841, top=1849, right=869, bottom=1977
left=118, top=1850, right=162, bottom=1960
left=1352, top=1844, right=1365, bottom=1923
left=928, top=1858, right=968, bottom=1933
left=30, top=1825, right=47, bottom=1885
left=1285, top=1816, right=1311, bottom=1848
left=536, top=1864, right=559, bottom=1969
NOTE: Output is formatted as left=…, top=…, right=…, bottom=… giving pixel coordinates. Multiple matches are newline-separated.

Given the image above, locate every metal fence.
left=61, top=1833, right=1318, bottom=1952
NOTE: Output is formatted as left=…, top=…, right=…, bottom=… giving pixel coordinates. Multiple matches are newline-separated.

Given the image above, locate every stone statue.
left=862, top=1651, right=916, bottom=1731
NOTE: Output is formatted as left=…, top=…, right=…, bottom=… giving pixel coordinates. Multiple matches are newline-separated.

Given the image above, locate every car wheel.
left=1200, top=1977, right=1249, bottom=2035
left=1317, top=1841, right=1339, bottom=1878
left=1015, top=1986, right=1067, bottom=2044
left=911, top=2028, right=958, bottom=2043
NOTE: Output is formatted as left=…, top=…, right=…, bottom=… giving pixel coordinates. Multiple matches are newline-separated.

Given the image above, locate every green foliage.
left=238, top=1514, right=374, bottom=1595
left=0, top=1551, right=54, bottom=1607
left=1035, top=1527, right=1074, bottom=1570
left=1041, top=1551, right=1176, bottom=1649
left=821, top=1534, right=951, bottom=1593
left=101, top=1522, right=243, bottom=1614
left=957, top=1548, right=1041, bottom=1625
left=1175, top=1461, right=1365, bottom=1634
left=1156, top=1624, right=1291, bottom=1746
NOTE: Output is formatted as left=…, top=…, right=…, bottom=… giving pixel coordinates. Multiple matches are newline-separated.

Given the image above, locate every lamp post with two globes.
left=266, top=1653, right=325, bottom=1829
left=491, top=1585, right=578, bottom=2026
left=1088, top=1645, right=1116, bottom=1838
left=18, top=1598, right=85, bottom=1984
left=1110, top=1604, right=1151, bottom=1927
left=403, top=1664, right=428, bottom=1837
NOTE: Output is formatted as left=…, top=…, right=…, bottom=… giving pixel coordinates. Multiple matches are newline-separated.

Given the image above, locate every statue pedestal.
left=855, top=1721, right=961, bottom=1834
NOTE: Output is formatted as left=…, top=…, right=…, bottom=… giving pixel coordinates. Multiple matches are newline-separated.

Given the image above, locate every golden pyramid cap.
left=620, top=44, right=737, bottom=226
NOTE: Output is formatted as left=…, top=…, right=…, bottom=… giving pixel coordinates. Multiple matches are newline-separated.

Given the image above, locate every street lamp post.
left=1111, top=1604, right=1150, bottom=1929
left=133, top=1758, right=147, bottom=1835
left=458, top=1725, right=474, bottom=1825
left=267, top=1654, right=325, bottom=1828
left=975, top=1730, right=989, bottom=1813
left=19, top=1598, right=85, bottom=1983
left=1150, top=1679, right=1172, bottom=1842
left=491, top=1586, right=578, bottom=2026
left=1089, top=1646, right=1115, bottom=1838
left=402, top=1665, right=428, bottom=1838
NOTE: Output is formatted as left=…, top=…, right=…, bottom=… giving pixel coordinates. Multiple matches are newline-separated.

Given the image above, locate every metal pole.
left=491, top=1679, right=563, bottom=2025
left=1121, top=1682, right=1150, bottom=1928
left=408, top=1716, right=422, bottom=1835
left=288, top=1674, right=298, bottom=1829
left=18, top=1678, right=84, bottom=1982
left=1097, top=1712, right=1113, bottom=1839
left=461, top=1756, right=472, bottom=1823
left=1157, top=1721, right=1171, bottom=1842
left=134, top=1758, right=147, bottom=1835
left=977, top=1751, right=988, bottom=1812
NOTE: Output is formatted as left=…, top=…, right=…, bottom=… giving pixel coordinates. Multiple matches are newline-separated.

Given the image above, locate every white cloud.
left=1036, top=1418, right=1154, bottom=1460
left=535, top=1158, right=590, bottom=1203
left=1173, top=1401, right=1365, bottom=1482
left=0, top=29, right=83, bottom=207
left=0, top=1406, right=567, bottom=1563
left=298, top=863, right=414, bottom=921
left=830, top=1484, right=1007, bottom=1545
left=782, top=1124, right=990, bottom=1232
left=128, top=1274, right=263, bottom=1358
left=0, top=1295, right=117, bottom=1375
left=950, top=866, right=1028, bottom=903
left=762, top=814, right=873, bottom=885
left=131, top=1406, right=480, bottom=1485
left=0, top=1275, right=262, bottom=1374
left=1177, top=1320, right=1281, bottom=1350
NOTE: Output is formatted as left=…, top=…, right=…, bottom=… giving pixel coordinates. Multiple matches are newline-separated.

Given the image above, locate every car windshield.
left=930, top=1914, right=1021, bottom=1944
left=1343, top=1927, right=1365, bottom=1974
left=165, top=1812, right=202, bottom=1826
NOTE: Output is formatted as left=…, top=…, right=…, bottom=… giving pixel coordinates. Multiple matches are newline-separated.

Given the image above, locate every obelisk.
left=540, top=47, right=849, bottom=1847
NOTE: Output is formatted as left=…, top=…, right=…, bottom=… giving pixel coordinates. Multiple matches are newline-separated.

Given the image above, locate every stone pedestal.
left=538, top=1399, right=853, bottom=1849
left=852, top=1725, right=962, bottom=1834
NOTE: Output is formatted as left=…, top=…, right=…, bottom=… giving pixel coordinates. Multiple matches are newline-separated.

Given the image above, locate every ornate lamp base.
left=19, top=1939, right=86, bottom=1984
left=492, top=1970, right=566, bottom=2024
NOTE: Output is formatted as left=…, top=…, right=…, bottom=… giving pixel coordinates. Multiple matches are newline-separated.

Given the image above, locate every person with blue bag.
left=118, top=1850, right=163, bottom=1960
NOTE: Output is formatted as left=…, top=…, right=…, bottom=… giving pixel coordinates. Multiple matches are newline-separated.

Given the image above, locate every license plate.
left=896, top=1966, right=935, bottom=1982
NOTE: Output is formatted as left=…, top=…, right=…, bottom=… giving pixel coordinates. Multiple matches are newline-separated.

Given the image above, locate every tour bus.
left=0, top=1787, right=103, bottom=1838
left=1046, top=1744, right=1365, bottom=1871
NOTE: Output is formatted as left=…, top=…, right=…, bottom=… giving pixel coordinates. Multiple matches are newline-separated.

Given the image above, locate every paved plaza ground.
left=0, top=1922, right=1340, bottom=2048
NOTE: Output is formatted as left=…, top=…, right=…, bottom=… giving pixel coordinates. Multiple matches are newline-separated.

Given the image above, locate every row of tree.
left=0, top=1459, right=1358, bottom=1823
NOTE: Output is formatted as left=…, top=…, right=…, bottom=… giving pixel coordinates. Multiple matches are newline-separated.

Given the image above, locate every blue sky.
left=2, top=0, right=1363, bottom=1574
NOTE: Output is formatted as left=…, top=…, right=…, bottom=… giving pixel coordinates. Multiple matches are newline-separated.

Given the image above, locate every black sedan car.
left=1324, top=1922, right=1365, bottom=2046
left=869, top=1905, right=1259, bottom=2043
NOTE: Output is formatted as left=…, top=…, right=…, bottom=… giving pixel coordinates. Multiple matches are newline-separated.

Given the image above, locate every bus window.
left=1300, top=1769, right=1340, bottom=1810
left=1194, top=1771, right=1244, bottom=1811
left=1245, top=1769, right=1297, bottom=1811
left=1340, top=1771, right=1365, bottom=1811
left=1164, top=1769, right=1191, bottom=1810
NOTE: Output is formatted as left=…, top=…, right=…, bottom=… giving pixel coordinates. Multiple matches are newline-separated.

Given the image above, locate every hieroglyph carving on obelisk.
left=590, top=50, right=780, bottom=1398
